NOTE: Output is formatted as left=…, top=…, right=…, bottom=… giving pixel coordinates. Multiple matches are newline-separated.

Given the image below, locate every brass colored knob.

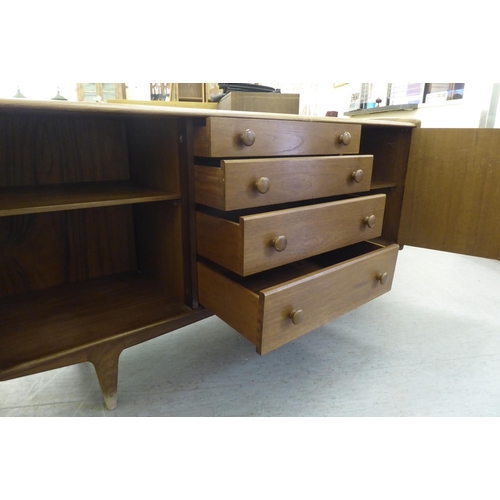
left=289, top=309, right=304, bottom=325
left=339, top=131, right=352, bottom=146
left=255, top=177, right=270, bottom=194
left=377, top=272, right=389, bottom=285
left=364, top=215, right=376, bottom=228
left=272, top=235, right=287, bottom=252
left=351, top=169, right=364, bottom=183
left=240, top=129, right=256, bottom=146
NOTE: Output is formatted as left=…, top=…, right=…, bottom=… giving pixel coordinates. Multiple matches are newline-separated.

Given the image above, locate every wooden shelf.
left=0, top=272, right=198, bottom=379
left=0, top=181, right=180, bottom=217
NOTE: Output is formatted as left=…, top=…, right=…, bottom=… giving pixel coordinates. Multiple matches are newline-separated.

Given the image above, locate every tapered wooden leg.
left=87, top=342, right=124, bottom=410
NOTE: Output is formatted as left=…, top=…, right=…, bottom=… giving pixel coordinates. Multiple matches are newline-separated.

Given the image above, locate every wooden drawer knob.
left=351, top=169, right=364, bottom=183
left=240, top=129, right=256, bottom=146
left=364, top=215, right=376, bottom=228
left=272, top=235, right=287, bottom=252
left=339, top=131, right=352, bottom=146
left=255, top=177, right=270, bottom=194
left=289, top=309, right=304, bottom=325
left=377, top=272, right=389, bottom=285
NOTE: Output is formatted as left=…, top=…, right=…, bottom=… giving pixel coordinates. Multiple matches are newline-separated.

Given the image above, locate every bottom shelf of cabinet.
left=0, top=272, right=209, bottom=381
left=198, top=241, right=400, bottom=355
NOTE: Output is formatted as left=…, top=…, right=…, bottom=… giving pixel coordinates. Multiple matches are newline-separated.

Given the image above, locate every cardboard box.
left=217, top=91, right=300, bottom=114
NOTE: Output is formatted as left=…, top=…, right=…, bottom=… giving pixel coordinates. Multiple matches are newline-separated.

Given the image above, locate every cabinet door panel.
left=399, top=128, right=500, bottom=260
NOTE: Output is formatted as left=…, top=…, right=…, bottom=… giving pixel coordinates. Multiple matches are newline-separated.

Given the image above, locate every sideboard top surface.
left=0, top=98, right=417, bottom=128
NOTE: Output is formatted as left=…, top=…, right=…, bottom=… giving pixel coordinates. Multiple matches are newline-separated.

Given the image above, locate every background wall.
left=330, top=83, right=494, bottom=128
left=264, top=83, right=497, bottom=128
left=0, top=82, right=77, bottom=101
left=0, top=82, right=154, bottom=102
left=1, top=82, right=499, bottom=128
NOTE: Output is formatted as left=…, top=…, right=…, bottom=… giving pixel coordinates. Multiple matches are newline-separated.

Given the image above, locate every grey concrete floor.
left=1, top=245, right=499, bottom=417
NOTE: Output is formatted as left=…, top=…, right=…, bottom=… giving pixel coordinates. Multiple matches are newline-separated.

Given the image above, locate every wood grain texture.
left=126, top=115, right=181, bottom=193
left=0, top=103, right=211, bottom=408
left=359, top=125, right=413, bottom=244
left=0, top=181, right=179, bottom=216
left=197, top=243, right=399, bottom=355
left=259, top=244, right=399, bottom=354
left=217, top=92, right=300, bottom=114
left=0, top=98, right=417, bottom=128
left=0, top=113, right=129, bottom=187
left=0, top=272, right=193, bottom=379
left=177, top=117, right=201, bottom=308
left=193, top=117, right=361, bottom=157
left=195, top=155, right=374, bottom=210
left=399, top=128, right=500, bottom=260
left=133, top=201, right=184, bottom=301
left=196, top=211, right=243, bottom=274
left=197, top=262, right=259, bottom=345
left=87, top=341, right=125, bottom=410
left=196, top=195, right=386, bottom=276
left=0, top=206, right=137, bottom=298
left=0, top=99, right=421, bottom=408
left=194, top=165, right=226, bottom=210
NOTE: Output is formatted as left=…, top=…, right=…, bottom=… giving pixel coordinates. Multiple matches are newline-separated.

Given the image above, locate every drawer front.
left=259, top=243, right=399, bottom=354
left=196, top=194, right=386, bottom=276
left=194, top=117, right=361, bottom=157
left=197, top=243, right=399, bottom=355
left=195, top=155, right=373, bottom=210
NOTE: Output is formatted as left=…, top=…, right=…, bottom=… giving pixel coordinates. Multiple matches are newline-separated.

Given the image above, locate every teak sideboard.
left=1, top=99, right=499, bottom=410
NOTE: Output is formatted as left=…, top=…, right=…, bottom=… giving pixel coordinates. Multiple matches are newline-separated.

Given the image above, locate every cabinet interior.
left=359, top=124, right=413, bottom=244
left=0, top=110, right=193, bottom=377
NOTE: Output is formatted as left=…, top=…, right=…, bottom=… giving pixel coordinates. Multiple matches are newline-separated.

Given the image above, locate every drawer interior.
left=196, top=192, right=363, bottom=221
left=199, top=240, right=389, bottom=292
left=198, top=240, right=399, bottom=354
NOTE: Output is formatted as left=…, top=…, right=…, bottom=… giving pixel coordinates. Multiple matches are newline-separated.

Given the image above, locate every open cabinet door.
left=398, top=128, right=500, bottom=260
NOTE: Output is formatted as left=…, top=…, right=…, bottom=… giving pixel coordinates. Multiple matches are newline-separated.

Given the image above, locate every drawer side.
left=197, top=262, right=260, bottom=345
left=194, top=164, right=226, bottom=210
left=196, top=211, right=243, bottom=275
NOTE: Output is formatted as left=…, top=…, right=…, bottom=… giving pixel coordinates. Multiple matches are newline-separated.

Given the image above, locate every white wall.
left=332, top=83, right=495, bottom=128
left=123, top=83, right=150, bottom=101
left=0, top=82, right=152, bottom=102
left=261, top=82, right=497, bottom=128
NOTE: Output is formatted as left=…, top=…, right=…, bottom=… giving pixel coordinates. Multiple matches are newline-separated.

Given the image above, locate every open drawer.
left=195, top=155, right=374, bottom=211
left=197, top=194, right=386, bottom=276
left=198, top=241, right=399, bottom=354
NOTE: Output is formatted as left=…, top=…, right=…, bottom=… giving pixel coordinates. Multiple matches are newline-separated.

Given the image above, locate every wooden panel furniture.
left=196, top=195, right=387, bottom=275
left=0, top=100, right=211, bottom=410
left=109, top=99, right=218, bottom=110
left=1, top=98, right=498, bottom=410
left=399, top=127, right=500, bottom=260
left=193, top=117, right=361, bottom=157
left=217, top=91, right=300, bottom=114
left=192, top=115, right=401, bottom=356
